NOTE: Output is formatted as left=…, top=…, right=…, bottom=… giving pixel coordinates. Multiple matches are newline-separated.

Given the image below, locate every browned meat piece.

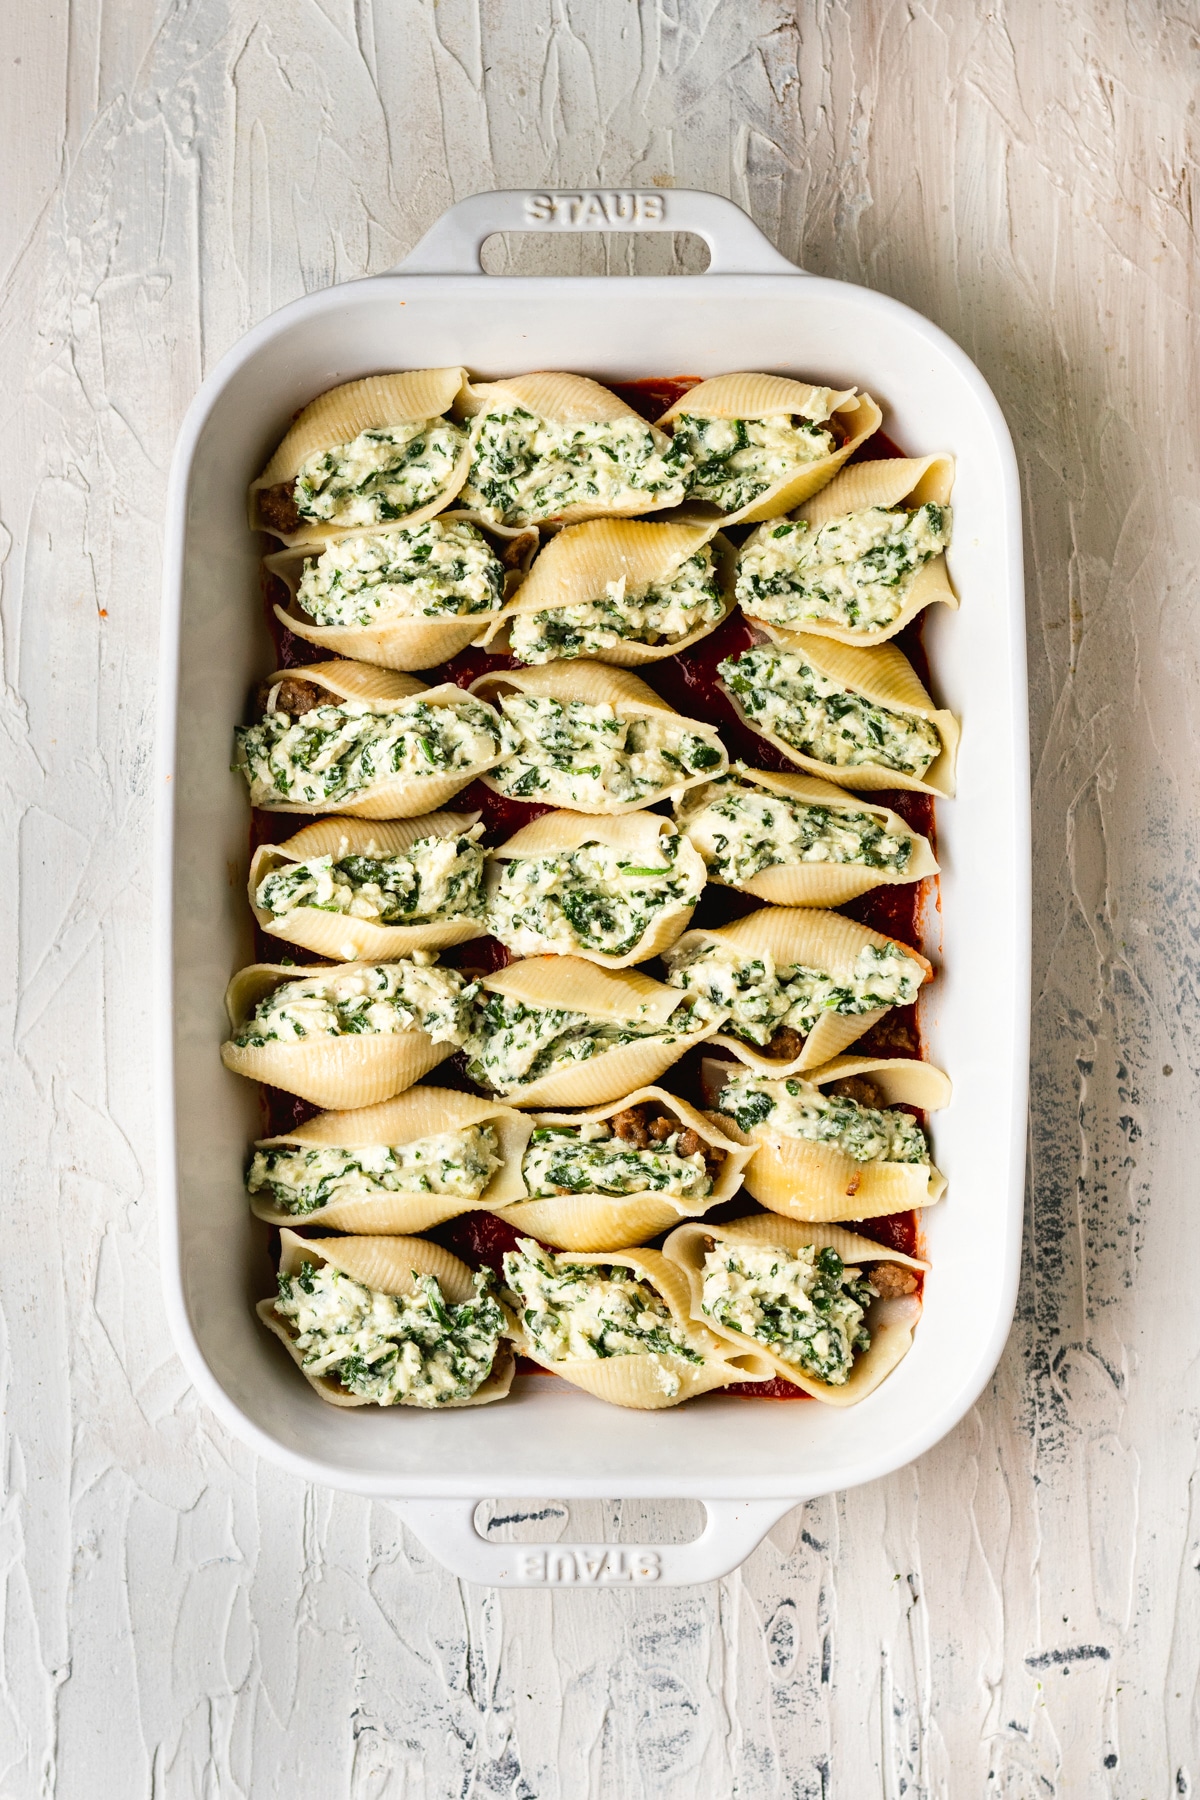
left=257, top=482, right=304, bottom=536
left=648, top=1113, right=676, bottom=1142
left=673, top=1127, right=703, bottom=1158
left=256, top=675, right=328, bottom=719
left=869, top=1263, right=919, bottom=1298
left=765, top=1025, right=806, bottom=1061
left=610, top=1105, right=650, bottom=1146
left=826, top=1075, right=884, bottom=1108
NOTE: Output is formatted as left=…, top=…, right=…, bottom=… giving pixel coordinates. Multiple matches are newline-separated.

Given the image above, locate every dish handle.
left=393, top=1496, right=797, bottom=1587
left=389, top=188, right=801, bottom=277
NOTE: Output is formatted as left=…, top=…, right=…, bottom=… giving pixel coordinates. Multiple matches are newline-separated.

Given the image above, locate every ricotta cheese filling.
left=736, top=504, right=951, bottom=630
left=256, top=828, right=487, bottom=929
left=235, top=691, right=512, bottom=809
left=670, top=409, right=838, bottom=513
left=521, top=1121, right=712, bottom=1201
left=232, top=959, right=474, bottom=1048
left=292, top=419, right=467, bottom=529
left=719, top=644, right=942, bottom=778
left=460, top=405, right=689, bottom=526
left=678, top=768, right=913, bottom=884
left=273, top=1259, right=504, bottom=1406
left=487, top=833, right=705, bottom=959
left=462, top=991, right=712, bottom=1095
left=489, top=693, right=723, bottom=808
left=295, top=519, right=504, bottom=627
left=508, top=548, right=724, bottom=663
left=665, top=938, right=924, bottom=1047
left=502, top=1237, right=705, bottom=1396
left=701, top=1243, right=874, bottom=1384
left=719, top=1071, right=930, bottom=1165
left=247, top=1124, right=502, bottom=1216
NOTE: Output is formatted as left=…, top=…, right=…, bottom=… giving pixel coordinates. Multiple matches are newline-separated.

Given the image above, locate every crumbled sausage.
left=257, top=482, right=304, bottom=537
left=610, top=1105, right=650, bottom=1147
left=827, top=1075, right=884, bottom=1108
left=674, top=1127, right=703, bottom=1159
left=261, top=675, right=327, bottom=719
left=648, top=1113, right=676, bottom=1142
left=766, top=1025, right=806, bottom=1061
left=870, top=1263, right=919, bottom=1298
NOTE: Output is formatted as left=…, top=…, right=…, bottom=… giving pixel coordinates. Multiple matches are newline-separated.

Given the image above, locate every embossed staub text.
left=523, top=191, right=666, bottom=227
left=516, top=1547, right=662, bottom=1584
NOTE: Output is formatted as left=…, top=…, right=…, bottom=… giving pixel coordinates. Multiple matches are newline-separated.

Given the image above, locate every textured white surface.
left=2, top=1, right=1195, bottom=1792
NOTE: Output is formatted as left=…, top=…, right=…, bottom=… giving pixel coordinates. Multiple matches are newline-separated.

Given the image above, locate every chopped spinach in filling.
left=671, top=412, right=837, bottom=513
left=460, top=405, right=688, bottom=527
left=256, top=828, right=487, bottom=928
left=665, top=938, right=924, bottom=1048
left=248, top=1124, right=502, bottom=1216
left=274, top=1259, right=504, bottom=1405
left=502, top=1238, right=704, bottom=1394
left=719, top=644, right=942, bottom=777
left=233, top=959, right=473, bottom=1048
left=292, top=419, right=467, bottom=529
left=462, top=991, right=710, bottom=1095
left=508, top=548, right=724, bottom=663
left=677, top=767, right=913, bottom=885
left=719, top=1070, right=930, bottom=1164
left=295, top=518, right=504, bottom=626
left=701, top=1243, right=873, bottom=1384
left=488, top=832, right=705, bottom=959
left=490, top=693, right=722, bottom=809
left=522, top=1120, right=712, bottom=1201
left=737, top=504, right=951, bottom=630
left=235, top=691, right=512, bottom=809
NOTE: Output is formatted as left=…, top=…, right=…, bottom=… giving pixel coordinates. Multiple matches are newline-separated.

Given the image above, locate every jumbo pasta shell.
left=241, top=662, right=509, bottom=818
left=475, top=957, right=724, bottom=1107
left=507, top=1245, right=769, bottom=1409
left=257, top=1228, right=514, bottom=1408
left=486, top=811, right=704, bottom=967
left=710, top=1054, right=949, bottom=1220
left=220, top=962, right=457, bottom=1109
left=249, top=1088, right=533, bottom=1232
left=469, top=661, right=729, bottom=815
left=722, top=628, right=960, bottom=797
left=248, top=813, right=487, bottom=961
left=250, top=368, right=472, bottom=547
left=496, top=1085, right=751, bottom=1249
left=674, top=765, right=939, bottom=906
left=664, top=1215, right=927, bottom=1404
left=670, top=907, right=932, bottom=1074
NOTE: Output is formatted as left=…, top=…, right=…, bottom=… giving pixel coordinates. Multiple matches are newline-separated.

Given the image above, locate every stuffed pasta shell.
left=486, top=811, right=705, bottom=967
left=710, top=1054, right=949, bottom=1219
left=674, top=762, right=938, bottom=907
left=259, top=1230, right=514, bottom=1408
left=220, top=958, right=474, bottom=1109
left=249, top=813, right=488, bottom=961
left=469, top=661, right=727, bottom=813
left=656, top=374, right=881, bottom=523
left=718, top=628, right=960, bottom=797
left=665, top=907, right=932, bottom=1073
left=501, top=1237, right=766, bottom=1408
left=250, top=368, right=472, bottom=547
left=736, top=454, right=955, bottom=644
left=234, top=660, right=514, bottom=818
left=664, top=1214, right=927, bottom=1404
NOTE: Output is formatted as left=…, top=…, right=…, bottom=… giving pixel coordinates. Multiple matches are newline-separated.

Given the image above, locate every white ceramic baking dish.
left=155, top=189, right=1029, bottom=1587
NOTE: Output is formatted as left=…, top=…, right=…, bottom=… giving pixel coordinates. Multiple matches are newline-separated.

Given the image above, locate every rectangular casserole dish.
left=156, top=189, right=1029, bottom=1586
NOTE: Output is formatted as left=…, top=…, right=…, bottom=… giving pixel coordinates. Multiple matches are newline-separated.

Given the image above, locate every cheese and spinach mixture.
left=508, top=548, right=724, bottom=663
left=290, top=418, right=467, bottom=530
left=232, top=959, right=473, bottom=1048
left=460, top=405, right=689, bottom=527
left=521, top=1120, right=713, bottom=1202
left=719, top=644, right=942, bottom=778
left=665, top=938, right=924, bottom=1049
left=235, top=689, right=512, bottom=809
left=736, top=504, right=951, bottom=631
left=719, top=1070, right=931, bottom=1166
left=247, top=1124, right=502, bottom=1217
left=256, top=828, right=487, bottom=929
left=678, top=767, right=914, bottom=886
left=489, top=693, right=723, bottom=808
left=273, top=1259, right=504, bottom=1406
left=502, top=1238, right=704, bottom=1395
left=701, top=1243, right=874, bottom=1385
left=462, top=991, right=711, bottom=1096
left=669, top=408, right=838, bottom=514
left=295, top=519, right=504, bottom=627
left=488, top=833, right=705, bottom=959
